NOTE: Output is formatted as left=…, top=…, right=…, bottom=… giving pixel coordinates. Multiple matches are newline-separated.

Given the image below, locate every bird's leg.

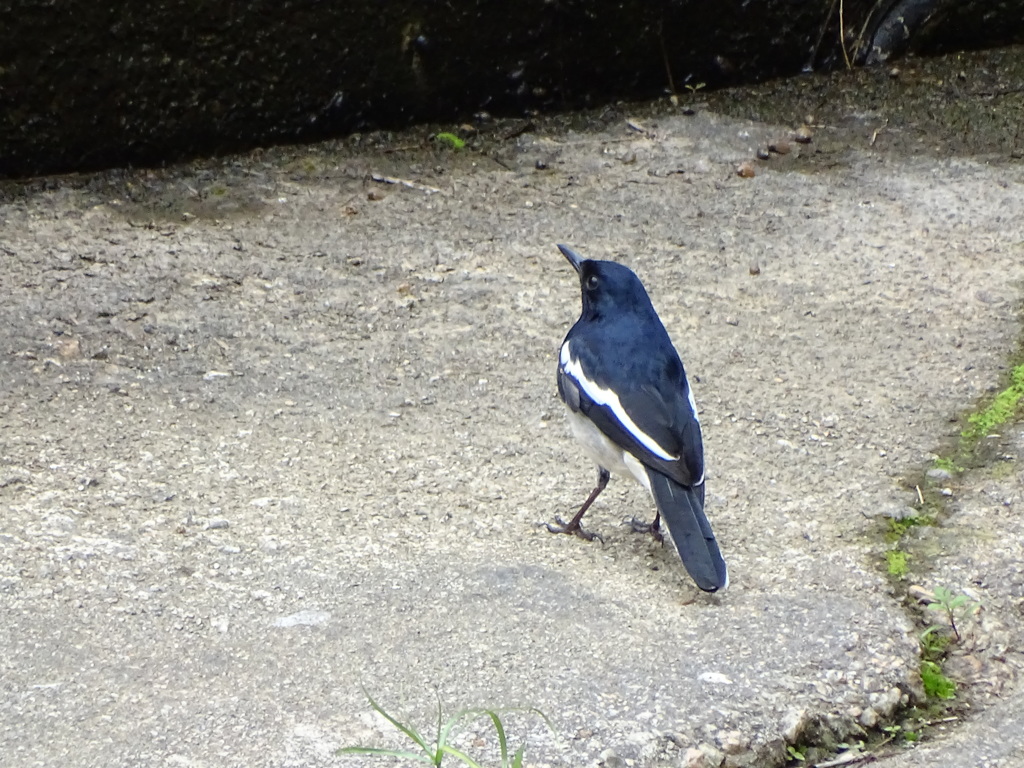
left=547, top=468, right=609, bottom=543
left=629, top=510, right=664, bottom=543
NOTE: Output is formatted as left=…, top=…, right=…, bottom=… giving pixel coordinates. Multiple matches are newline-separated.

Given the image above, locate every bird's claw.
left=545, top=516, right=604, bottom=544
left=629, top=516, right=664, bottom=543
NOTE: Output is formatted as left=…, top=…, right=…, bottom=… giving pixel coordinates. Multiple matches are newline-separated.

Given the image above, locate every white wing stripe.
left=686, top=385, right=700, bottom=425
left=560, top=342, right=679, bottom=462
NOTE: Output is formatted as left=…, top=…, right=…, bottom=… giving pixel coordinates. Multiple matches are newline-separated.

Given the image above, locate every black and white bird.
left=549, top=244, right=728, bottom=593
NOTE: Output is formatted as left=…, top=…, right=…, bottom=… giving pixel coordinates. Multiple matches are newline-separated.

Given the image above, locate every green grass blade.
left=483, top=710, right=509, bottom=766
left=363, top=689, right=431, bottom=755
left=336, top=746, right=433, bottom=762
left=438, top=707, right=491, bottom=750
left=523, top=706, right=554, bottom=733
left=440, top=744, right=486, bottom=768
left=429, top=689, right=451, bottom=763
left=511, top=744, right=526, bottom=768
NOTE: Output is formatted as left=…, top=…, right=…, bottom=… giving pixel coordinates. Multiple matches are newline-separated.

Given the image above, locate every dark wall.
left=1, top=0, right=1022, bottom=178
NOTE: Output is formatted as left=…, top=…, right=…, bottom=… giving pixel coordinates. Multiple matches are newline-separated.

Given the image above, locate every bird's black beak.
left=557, top=244, right=583, bottom=274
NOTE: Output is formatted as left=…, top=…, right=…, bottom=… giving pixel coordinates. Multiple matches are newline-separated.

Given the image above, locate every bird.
left=548, top=244, right=728, bottom=593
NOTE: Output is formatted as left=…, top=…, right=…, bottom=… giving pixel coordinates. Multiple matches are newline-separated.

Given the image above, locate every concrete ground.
left=2, top=50, right=1024, bottom=768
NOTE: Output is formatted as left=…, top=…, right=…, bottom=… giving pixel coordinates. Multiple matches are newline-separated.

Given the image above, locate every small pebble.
left=736, top=162, right=756, bottom=178
left=793, top=125, right=813, bottom=144
left=599, top=748, right=626, bottom=768
left=908, top=584, right=935, bottom=604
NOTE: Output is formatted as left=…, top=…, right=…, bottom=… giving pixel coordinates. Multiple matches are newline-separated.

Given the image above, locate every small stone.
left=206, top=518, right=229, bottom=530
left=599, top=748, right=626, bottom=768
left=768, top=139, right=791, bottom=155
left=756, top=147, right=770, bottom=160
left=887, top=505, right=920, bottom=520
left=697, top=743, right=725, bottom=767
left=793, top=125, right=813, bottom=144
left=699, top=671, right=734, bottom=685
left=749, top=262, right=761, bottom=276
left=781, top=709, right=807, bottom=743
left=736, top=162, right=756, bottom=178
left=724, top=752, right=758, bottom=768
left=858, top=707, right=878, bottom=728
left=926, top=467, right=952, bottom=481
left=718, top=731, right=748, bottom=755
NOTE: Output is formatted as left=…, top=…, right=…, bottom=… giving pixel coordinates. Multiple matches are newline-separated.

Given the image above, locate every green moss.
left=434, top=132, right=466, bottom=150
left=919, top=627, right=951, bottom=661
left=885, top=515, right=934, bottom=544
left=932, top=457, right=964, bottom=474
left=885, top=549, right=909, bottom=578
left=962, top=363, right=1024, bottom=445
left=920, top=660, right=956, bottom=700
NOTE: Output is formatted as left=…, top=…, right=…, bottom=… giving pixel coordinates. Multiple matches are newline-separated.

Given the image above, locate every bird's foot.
left=545, top=516, right=604, bottom=544
left=629, top=516, right=664, bottom=543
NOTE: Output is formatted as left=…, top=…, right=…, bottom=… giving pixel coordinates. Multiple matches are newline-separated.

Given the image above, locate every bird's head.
left=558, top=244, right=654, bottom=321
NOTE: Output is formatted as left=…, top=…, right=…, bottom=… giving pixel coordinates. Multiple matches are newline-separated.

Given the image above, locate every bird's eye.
left=585, top=274, right=599, bottom=290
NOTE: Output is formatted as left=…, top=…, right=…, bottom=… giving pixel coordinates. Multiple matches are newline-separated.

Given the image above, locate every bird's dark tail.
left=647, top=470, right=728, bottom=592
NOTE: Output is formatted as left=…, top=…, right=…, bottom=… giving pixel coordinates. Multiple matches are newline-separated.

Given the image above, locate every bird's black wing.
left=559, top=339, right=703, bottom=488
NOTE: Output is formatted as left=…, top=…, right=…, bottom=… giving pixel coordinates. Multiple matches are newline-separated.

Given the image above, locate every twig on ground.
left=502, top=122, right=536, bottom=141
left=814, top=750, right=876, bottom=768
left=369, top=173, right=440, bottom=195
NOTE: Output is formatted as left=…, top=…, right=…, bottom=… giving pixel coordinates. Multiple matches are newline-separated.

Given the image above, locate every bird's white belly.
left=564, top=408, right=652, bottom=492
